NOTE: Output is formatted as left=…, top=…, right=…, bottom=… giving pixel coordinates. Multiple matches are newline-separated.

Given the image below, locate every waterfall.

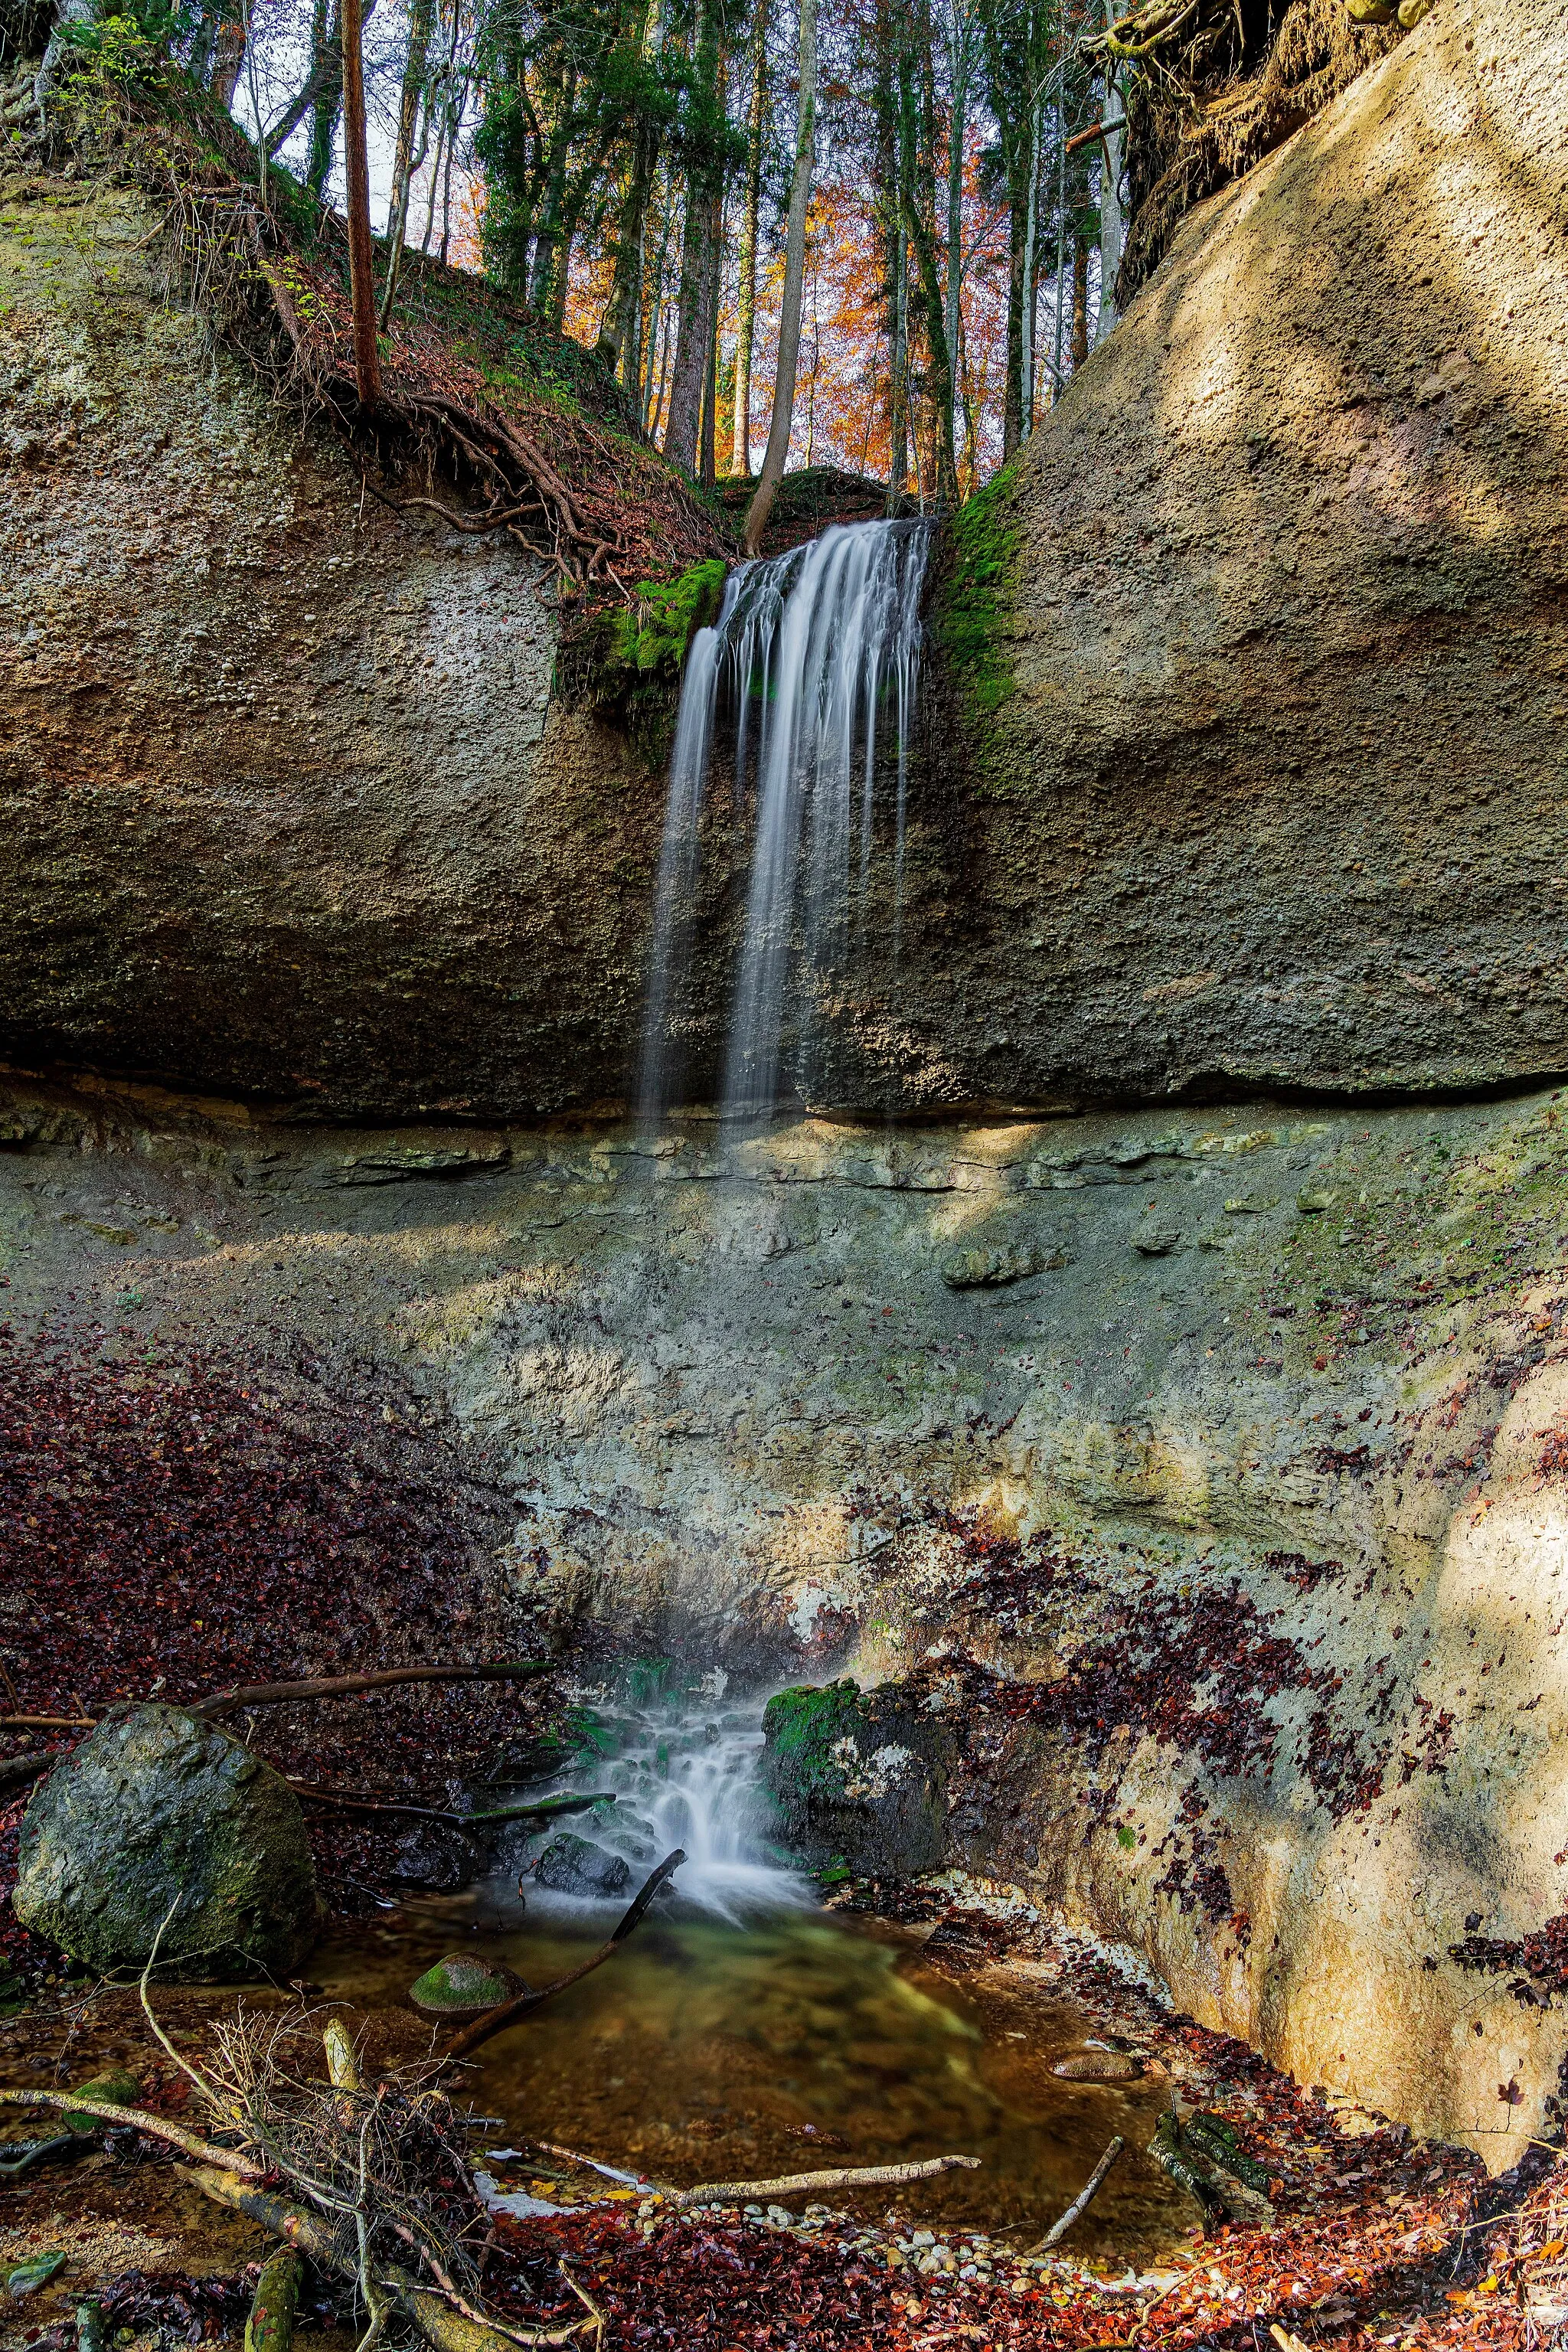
left=638, top=517, right=933, bottom=1125
left=500, top=1696, right=807, bottom=1925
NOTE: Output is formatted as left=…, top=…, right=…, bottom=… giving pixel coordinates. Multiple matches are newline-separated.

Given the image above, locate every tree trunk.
left=379, top=0, right=435, bottom=325
left=663, top=191, right=710, bottom=470
left=208, top=11, right=245, bottom=104
left=742, top=0, right=816, bottom=551
left=1097, top=49, right=1123, bottom=340
left=1002, top=165, right=1025, bottom=456
left=942, top=9, right=972, bottom=488
left=1070, top=229, right=1088, bottom=368
left=1021, top=91, right=1039, bottom=432
left=731, top=0, right=768, bottom=478
left=699, top=208, right=720, bottom=484
left=340, top=0, right=381, bottom=408
left=304, top=0, right=341, bottom=196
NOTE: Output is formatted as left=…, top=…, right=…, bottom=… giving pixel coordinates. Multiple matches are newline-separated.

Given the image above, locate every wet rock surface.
left=534, top=1833, right=630, bottom=1897
left=11, top=1704, right=315, bottom=1980
left=760, top=1681, right=955, bottom=1880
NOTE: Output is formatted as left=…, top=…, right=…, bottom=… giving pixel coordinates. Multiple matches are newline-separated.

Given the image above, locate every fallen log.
left=675, top=2154, right=983, bottom=2207
left=289, top=1785, right=613, bottom=1827
left=182, top=2167, right=589, bottom=2350
left=0, top=2088, right=265, bottom=2177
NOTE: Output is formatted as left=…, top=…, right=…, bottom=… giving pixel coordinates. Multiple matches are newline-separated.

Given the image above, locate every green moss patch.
left=932, top=464, right=1023, bottom=739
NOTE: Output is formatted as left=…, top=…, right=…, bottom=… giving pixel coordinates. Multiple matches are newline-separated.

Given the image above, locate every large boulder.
left=12, top=1704, right=317, bottom=1980
left=760, top=1681, right=955, bottom=1880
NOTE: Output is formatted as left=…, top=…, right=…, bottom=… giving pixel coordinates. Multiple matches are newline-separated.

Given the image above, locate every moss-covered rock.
left=11, top=1704, right=316, bottom=1981
left=407, top=1952, right=524, bottom=2017
left=760, top=1679, right=955, bottom=1880
left=62, top=2069, right=141, bottom=2131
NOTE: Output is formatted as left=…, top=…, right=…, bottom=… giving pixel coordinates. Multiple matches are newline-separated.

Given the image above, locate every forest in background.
left=48, top=0, right=1134, bottom=502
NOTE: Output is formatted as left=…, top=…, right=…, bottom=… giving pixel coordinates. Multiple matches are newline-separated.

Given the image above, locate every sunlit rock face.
left=891, top=0, right=1568, bottom=1111
left=5, top=1075, right=1568, bottom=2164
left=3, top=0, right=1566, bottom=1118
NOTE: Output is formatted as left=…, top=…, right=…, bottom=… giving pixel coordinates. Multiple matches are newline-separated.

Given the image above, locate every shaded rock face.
left=13, top=1704, right=316, bottom=1979
left=3, top=0, right=1567, bottom=1120
left=760, top=1681, right=955, bottom=1879
left=0, top=178, right=655, bottom=1122
left=5, top=1077, right=1566, bottom=2162
left=900, top=0, right=1568, bottom=1109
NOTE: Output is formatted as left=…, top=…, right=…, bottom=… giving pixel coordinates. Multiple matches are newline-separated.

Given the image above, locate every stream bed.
left=313, top=1694, right=1195, bottom=2267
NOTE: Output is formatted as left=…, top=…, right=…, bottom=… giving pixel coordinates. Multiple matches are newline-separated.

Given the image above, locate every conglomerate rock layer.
left=3, top=1073, right=1567, bottom=2167
left=1, top=0, right=1566, bottom=1114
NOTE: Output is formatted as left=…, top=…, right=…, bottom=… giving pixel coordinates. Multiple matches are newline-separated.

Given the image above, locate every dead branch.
left=675, top=2153, right=984, bottom=2207
left=440, top=1850, right=686, bottom=2063
left=0, top=2088, right=265, bottom=2177
left=290, top=1785, right=615, bottom=1827
left=182, top=2167, right=590, bottom=2350
left=0, top=1715, right=94, bottom=1730
left=1026, top=2135, right=1125, bottom=2252
left=194, top=1662, right=549, bottom=1721
left=0, top=1749, right=57, bottom=1790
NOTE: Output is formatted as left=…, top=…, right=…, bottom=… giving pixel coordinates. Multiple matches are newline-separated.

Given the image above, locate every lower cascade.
left=639, top=517, right=933, bottom=1125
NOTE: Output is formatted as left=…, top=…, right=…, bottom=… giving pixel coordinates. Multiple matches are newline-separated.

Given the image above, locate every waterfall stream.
left=639, top=518, right=934, bottom=1125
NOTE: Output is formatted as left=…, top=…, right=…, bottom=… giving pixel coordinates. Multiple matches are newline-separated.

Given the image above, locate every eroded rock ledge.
left=2, top=1072, right=1566, bottom=2162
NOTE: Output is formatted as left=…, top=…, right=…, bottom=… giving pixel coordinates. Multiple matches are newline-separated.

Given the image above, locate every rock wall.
left=4, top=0, right=1568, bottom=1117
left=4, top=1073, right=1567, bottom=2164
left=0, top=177, right=653, bottom=1119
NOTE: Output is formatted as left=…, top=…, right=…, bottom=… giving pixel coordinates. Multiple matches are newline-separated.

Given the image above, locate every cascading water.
left=507, top=1695, right=807, bottom=1925
left=638, top=517, right=933, bottom=1126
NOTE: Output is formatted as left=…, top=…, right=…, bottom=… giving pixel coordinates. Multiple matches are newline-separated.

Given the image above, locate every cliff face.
left=0, top=179, right=656, bottom=1119
left=902, top=0, right=1568, bottom=1109
left=3, top=0, right=1566, bottom=1117
left=3, top=1071, right=1567, bottom=2164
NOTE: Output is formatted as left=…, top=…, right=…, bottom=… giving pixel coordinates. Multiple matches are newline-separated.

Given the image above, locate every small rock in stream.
left=534, top=1832, right=630, bottom=1896
left=409, top=1953, right=527, bottom=2017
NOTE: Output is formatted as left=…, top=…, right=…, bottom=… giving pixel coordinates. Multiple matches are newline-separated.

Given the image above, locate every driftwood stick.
left=194, top=1663, right=549, bottom=1720
left=675, top=2154, right=983, bottom=2207
left=0, top=1749, right=57, bottom=1790
left=441, top=1851, right=685, bottom=2063
left=0, top=2089, right=263, bottom=2177
left=1027, top=2135, right=1125, bottom=2252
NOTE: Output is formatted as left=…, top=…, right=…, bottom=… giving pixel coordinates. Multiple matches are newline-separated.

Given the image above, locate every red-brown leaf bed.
left=0, top=1316, right=547, bottom=1980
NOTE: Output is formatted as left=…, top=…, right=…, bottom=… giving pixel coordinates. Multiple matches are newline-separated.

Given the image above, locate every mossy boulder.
left=11, top=1704, right=316, bottom=1981
left=408, top=1952, right=525, bottom=2017
left=760, top=1680, right=956, bottom=1880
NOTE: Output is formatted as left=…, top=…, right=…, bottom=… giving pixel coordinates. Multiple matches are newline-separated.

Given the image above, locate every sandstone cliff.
left=3, top=0, right=1566, bottom=1115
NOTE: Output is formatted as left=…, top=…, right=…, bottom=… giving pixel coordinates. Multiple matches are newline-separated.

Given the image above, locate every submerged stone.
left=63, top=2070, right=142, bottom=2130
left=11, top=1704, right=316, bottom=1982
left=408, top=1952, right=525, bottom=2017
left=534, top=1833, right=630, bottom=1896
left=760, top=1680, right=955, bottom=1880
